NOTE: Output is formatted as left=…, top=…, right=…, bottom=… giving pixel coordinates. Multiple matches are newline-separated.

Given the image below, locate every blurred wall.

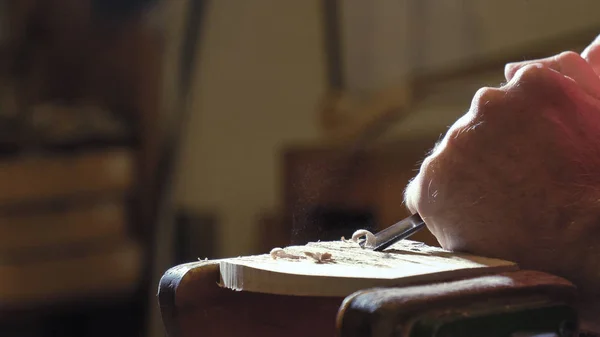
left=173, top=0, right=600, bottom=258
left=174, top=0, right=325, bottom=257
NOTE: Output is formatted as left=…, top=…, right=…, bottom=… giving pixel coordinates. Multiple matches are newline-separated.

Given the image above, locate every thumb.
left=581, top=34, right=600, bottom=76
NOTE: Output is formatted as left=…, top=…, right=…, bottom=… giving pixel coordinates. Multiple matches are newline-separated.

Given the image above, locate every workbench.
left=157, top=240, right=580, bottom=337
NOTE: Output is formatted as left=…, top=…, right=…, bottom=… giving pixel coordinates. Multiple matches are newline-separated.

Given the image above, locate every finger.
left=581, top=34, right=600, bottom=76
left=504, top=52, right=600, bottom=99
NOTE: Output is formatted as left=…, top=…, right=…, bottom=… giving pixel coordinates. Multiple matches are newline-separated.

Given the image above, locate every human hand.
left=404, top=36, right=600, bottom=326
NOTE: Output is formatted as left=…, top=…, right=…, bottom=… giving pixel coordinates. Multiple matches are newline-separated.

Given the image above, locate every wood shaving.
left=270, top=247, right=334, bottom=263
left=304, top=251, right=333, bottom=263
left=270, top=247, right=303, bottom=260
left=351, top=229, right=377, bottom=249
left=341, top=236, right=354, bottom=243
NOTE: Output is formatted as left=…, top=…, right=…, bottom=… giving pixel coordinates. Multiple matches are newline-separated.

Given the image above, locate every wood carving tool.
left=359, top=213, right=426, bottom=251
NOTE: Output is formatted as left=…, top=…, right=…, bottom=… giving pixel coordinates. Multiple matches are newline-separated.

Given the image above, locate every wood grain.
left=158, top=241, right=519, bottom=337
left=219, top=240, right=517, bottom=297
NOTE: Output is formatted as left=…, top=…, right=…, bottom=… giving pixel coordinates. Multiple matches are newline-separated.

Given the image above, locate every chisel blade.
left=359, top=213, right=426, bottom=251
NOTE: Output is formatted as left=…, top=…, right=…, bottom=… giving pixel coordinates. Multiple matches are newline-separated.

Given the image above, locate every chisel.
left=359, top=213, right=426, bottom=251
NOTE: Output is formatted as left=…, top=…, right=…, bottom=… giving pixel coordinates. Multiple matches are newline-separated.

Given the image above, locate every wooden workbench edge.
left=157, top=260, right=222, bottom=337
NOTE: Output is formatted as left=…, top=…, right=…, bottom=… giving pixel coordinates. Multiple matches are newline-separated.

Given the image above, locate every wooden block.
left=219, top=240, right=516, bottom=297
left=158, top=240, right=517, bottom=337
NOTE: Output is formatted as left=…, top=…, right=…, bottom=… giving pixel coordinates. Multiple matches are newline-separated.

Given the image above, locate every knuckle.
left=420, top=139, right=453, bottom=180
left=404, top=174, right=421, bottom=214
left=444, top=124, right=476, bottom=158
left=509, top=63, right=554, bottom=87
left=407, top=160, right=437, bottom=215
left=506, top=63, right=568, bottom=107
left=505, top=64, right=564, bottom=106
left=420, top=152, right=438, bottom=172
left=410, top=140, right=456, bottom=216
left=504, top=62, right=518, bottom=78
left=446, top=116, right=472, bottom=142
left=555, top=50, right=583, bottom=64
left=472, top=86, right=504, bottom=105
left=513, top=63, right=545, bottom=80
left=469, top=86, right=505, bottom=119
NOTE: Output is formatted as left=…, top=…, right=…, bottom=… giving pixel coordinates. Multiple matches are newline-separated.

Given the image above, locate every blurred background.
left=0, top=0, right=599, bottom=336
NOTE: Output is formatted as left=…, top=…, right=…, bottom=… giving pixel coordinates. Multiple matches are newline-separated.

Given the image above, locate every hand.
left=404, top=36, right=600, bottom=328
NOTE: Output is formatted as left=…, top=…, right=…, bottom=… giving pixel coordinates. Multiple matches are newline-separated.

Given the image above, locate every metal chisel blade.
left=360, top=213, right=426, bottom=251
